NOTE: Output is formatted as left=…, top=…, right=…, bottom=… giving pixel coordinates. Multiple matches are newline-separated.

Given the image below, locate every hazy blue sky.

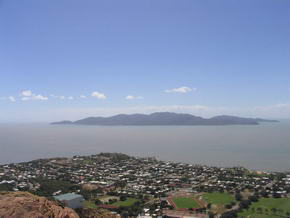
left=0, top=0, right=289, bottom=122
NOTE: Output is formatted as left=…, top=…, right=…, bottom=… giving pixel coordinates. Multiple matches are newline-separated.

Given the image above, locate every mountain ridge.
left=51, top=112, right=278, bottom=126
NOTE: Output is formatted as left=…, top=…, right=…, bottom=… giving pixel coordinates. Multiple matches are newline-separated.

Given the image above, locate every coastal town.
left=1, top=153, right=290, bottom=218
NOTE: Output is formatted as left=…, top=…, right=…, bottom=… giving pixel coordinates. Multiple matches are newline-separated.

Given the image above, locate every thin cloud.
left=21, top=90, right=32, bottom=97
left=8, top=96, right=16, bottom=102
left=20, top=90, right=48, bottom=101
left=91, top=91, right=106, bottom=99
left=165, top=86, right=195, bottom=93
left=126, top=95, right=144, bottom=100
left=50, top=95, right=66, bottom=100
left=0, top=96, right=16, bottom=102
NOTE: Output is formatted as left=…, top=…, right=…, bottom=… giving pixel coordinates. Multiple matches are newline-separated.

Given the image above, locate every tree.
left=271, top=208, right=277, bottom=215
left=225, top=204, right=232, bottom=209
left=120, top=211, right=129, bottom=218
left=278, top=209, right=283, bottom=215
left=120, top=195, right=127, bottom=201
left=260, top=190, right=269, bottom=198
left=0, top=184, right=13, bottom=191
left=239, top=200, right=251, bottom=210
left=221, top=211, right=238, bottom=218
left=235, top=193, right=242, bottom=201
left=208, top=212, right=215, bottom=218
left=273, top=192, right=281, bottom=198
left=160, top=200, right=168, bottom=208
left=257, top=207, right=263, bottom=214
left=95, top=199, right=102, bottom=205
left=249, top=195, right=259, bottom=202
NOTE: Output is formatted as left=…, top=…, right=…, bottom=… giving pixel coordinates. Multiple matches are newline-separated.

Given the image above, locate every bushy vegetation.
left=0, top=184, right=13, bottom=191
left=30, top=178, right=77, bottom=197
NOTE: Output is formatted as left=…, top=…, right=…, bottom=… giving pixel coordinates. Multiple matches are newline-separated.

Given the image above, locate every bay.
left=0, top=122, right=289, bottom=171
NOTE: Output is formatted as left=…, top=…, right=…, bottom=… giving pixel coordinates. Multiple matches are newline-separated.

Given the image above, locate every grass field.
left=239, top=213, right=275, bottom=218
left=112, top=198, right=138, bottom=207
left=203, top=192, right=236, bottom=205
left=84, top=201, right=98, bottom=209
left=238, top=198, right=290, bottom=217
left=173, top=197, right=200, bottom=209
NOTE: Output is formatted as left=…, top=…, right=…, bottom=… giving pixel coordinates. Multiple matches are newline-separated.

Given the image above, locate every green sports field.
left=112, top=198, right=138, bottom=207
left=238, top=197, right=290, bottom=217
left=203, top=192, right=236, bottom=205
left=173, top=197, right=200, bottom=209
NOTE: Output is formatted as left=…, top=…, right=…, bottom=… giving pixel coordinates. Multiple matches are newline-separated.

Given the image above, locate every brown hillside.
left=0, top=192, right=79, bottom=218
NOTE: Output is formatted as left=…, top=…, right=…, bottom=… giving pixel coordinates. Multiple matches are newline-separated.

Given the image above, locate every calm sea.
left=0, top=122, right=290, bottom=172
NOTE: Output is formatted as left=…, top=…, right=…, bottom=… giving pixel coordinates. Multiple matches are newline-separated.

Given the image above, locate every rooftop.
left=54, top=193, right=83, bottom=201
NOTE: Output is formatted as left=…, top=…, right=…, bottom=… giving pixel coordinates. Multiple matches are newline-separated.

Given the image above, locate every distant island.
left=51, top=112, right=278, bottom=126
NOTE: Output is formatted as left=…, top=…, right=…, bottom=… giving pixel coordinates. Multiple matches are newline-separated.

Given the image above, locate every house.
left=54, top=193, right=85, bottom=209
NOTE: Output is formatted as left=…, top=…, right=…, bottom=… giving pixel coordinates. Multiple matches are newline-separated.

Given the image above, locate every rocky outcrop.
left=0, top=192, right=79, bottom=218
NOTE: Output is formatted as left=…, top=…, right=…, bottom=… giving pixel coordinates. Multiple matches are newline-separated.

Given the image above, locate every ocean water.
left=0, top=122, right=290, bottom=172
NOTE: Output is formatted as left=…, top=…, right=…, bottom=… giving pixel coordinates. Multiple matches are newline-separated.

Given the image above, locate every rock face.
left=0, top=192, right=79, bottom=218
